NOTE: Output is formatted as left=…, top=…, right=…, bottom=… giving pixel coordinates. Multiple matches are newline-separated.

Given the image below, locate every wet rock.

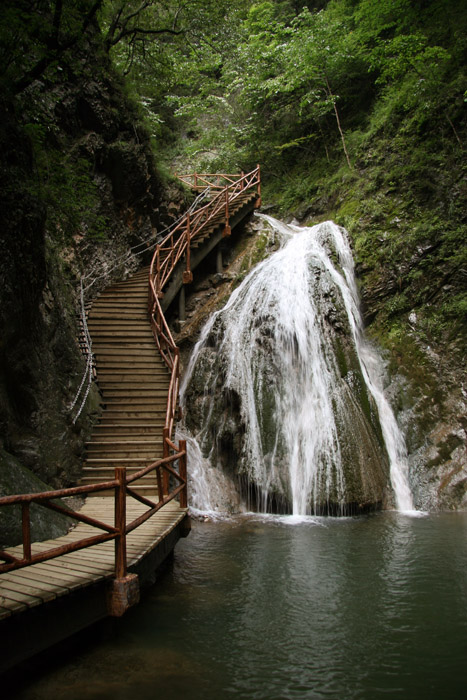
left=183, top=222, right=391, bottom=514
left=0, top=448, right=73, bottom=548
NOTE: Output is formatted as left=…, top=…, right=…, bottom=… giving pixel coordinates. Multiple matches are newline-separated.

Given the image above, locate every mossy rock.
left=0, top=448, right=73, bottom=549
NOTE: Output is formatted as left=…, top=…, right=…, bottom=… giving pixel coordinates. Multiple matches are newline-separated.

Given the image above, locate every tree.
left=0, top=1, right=103, bottom=95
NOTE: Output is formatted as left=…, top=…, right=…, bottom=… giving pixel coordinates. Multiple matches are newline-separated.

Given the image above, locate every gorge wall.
left=0, top=20, right=185, bottom=544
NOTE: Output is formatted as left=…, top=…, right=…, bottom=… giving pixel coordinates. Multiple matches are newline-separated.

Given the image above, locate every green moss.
left=334, top=337, right=349, bottom=378
left=0, top=448, right=73, bottom=548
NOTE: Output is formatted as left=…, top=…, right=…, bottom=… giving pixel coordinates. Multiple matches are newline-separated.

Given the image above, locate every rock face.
left=0, top=449, right=74, bottom=549
left=0, top=29, right=185, bottom=543
left=383, top=350, right=467, bottom=511
left=183, top=220, right=392, bottom=515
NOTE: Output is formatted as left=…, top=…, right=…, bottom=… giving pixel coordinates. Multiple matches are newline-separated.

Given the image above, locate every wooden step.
left=92, top=335, right=155, bottom=343
left=95, top=357, right=167, bottom=366
left=85, top=438, right=164, bottom=447
left=93, top=347, right=161, bottom=356
left=87, top=320, right=151, bottom=329
left=86, top=437, right=163, bottom=445
left=99, top=382, right=169, bottom=391
left=81, top=482, right=158, bottom=497
left=92, top=339, right=155, bottom=347
left=89, top=309, right=148, bottom=318
left=97, top=288, right=147, bottom=296
left=96, top=374, right=169, bottom=383
left=85, top=453, right=162, bottom=462
left=84, top=486, right=158, bottom=497
left=84, top=457, right=160, bottom=466
left=98, top=412, right=166, bottom=421
left=100, top=391, right=169, bottom=401
left=91, top=297, right=147, bottom=307
left=101, top=392, right=168, bottom=402
left=91, top=424, right=161, bottom=435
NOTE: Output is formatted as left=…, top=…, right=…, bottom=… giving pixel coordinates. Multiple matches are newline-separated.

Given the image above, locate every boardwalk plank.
left=0, top=585, right=44, bottom=608
left=1, top=570, right=71, bottom=594
left=0, top=577, right=59, bottom=602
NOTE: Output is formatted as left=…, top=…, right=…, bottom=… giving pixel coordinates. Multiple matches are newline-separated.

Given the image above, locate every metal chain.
left=69, top=187, right=211, bottom=423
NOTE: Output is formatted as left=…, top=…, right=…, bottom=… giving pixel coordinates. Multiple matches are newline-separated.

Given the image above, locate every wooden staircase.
left=81, top=167, right=262, bottom=497
left=81, top=268, right=169, bottom=496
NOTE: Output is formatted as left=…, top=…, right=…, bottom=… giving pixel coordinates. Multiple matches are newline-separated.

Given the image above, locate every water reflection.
left=8, top=512, right=467, bottom=700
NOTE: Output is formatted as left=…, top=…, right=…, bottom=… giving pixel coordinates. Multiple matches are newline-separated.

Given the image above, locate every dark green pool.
left=10, top=511, right=467, bottom=699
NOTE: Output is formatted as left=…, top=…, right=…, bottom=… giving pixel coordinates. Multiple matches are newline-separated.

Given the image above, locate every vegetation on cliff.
left=122, top=0, right=466, bottom=508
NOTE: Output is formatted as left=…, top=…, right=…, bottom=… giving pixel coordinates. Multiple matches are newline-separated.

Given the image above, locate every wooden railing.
left=148, top=165, right=261, bottom=489
left=149, top=165, right=261, bottom=295
left=0, top=450, right=187, bottom=579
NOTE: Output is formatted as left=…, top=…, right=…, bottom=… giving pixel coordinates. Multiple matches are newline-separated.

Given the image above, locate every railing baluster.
left=22, top=503, right=31, bottom=561
left=183, top=213, right=193, bottom=283
left=256, top=163, right=262, bottom=208
left=162, top=428, right=170, bottom=496
left=114, top=467, right=127, bottom=580
left=224, top=189, right=231, bottom=237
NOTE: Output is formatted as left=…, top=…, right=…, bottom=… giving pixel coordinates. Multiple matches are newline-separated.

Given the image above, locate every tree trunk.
left=324, top=74, right=352, bottom=170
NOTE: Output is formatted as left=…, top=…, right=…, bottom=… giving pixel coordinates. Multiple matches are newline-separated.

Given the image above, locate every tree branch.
left=12, top=1, right=102, bottom=95
left=324, top=72, right=352, bottom=170
left=108, top=25, right=184, bottom=48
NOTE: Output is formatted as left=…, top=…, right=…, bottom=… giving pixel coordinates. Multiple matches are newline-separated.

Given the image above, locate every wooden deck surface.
left=0, top=497, right=188, bottom=621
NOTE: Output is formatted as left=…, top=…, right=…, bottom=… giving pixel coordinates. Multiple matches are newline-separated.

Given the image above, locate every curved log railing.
left=0, top=166, right=260, bottom=584
left=150, top=166, right=261, bottom=295
left=148, top=165, right=261, bottom=481
left=0, top=450, right=187, bottom=579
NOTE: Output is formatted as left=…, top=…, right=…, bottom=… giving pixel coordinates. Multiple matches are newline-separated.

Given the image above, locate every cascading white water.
left=180, top=216, right=414, bottom=514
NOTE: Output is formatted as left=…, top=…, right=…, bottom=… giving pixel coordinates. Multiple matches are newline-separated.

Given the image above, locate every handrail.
left=176, top=173, right=243, bottom=190
left=148, top=165, right=261, bottom=460
left=0, top=448, right=187, bottom=578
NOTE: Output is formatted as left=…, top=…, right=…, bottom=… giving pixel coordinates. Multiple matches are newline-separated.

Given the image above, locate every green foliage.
left=0, top=1, right=102, bottom=95
left=35, top=145, right=107, bottom=241
left=2, top=0, right=465, bottom=355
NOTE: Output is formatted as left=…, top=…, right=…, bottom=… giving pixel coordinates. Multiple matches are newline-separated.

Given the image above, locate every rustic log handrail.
left=149, top=165, right=261, bottom=294
left=0, top=451, right=185, bottom=576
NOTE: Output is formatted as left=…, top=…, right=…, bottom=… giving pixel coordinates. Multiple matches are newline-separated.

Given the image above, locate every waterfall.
left=180, top=216, right=414, bottom=515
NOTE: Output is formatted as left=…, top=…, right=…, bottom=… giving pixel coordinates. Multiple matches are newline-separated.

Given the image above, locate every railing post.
left=154, top=251, right=163, bottom=300
left=178, top=285, right=186, bottom=322
left=179, top=439, right=188, bottom=509
left=223, top=189, right=231, bottom=237
left=114, top=467, right=127, bottom=580
left=22, top=503, right=31, bottom=562
left=255, top=164, right=262, bottom=208
left=162, top=428, right=170, bottom=496
left=107, top=466, right=140, bottom=617
left=183, top=213, right=193, bottom=283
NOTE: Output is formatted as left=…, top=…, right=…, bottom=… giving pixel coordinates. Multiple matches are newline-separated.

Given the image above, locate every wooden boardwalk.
left=0, top=498, right=189, bottom=672
left=0, top=498, right=187, bottom=621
